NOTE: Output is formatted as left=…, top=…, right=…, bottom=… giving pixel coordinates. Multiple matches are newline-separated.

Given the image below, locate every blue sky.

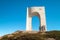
left=0, top=0, right=60, bottom=36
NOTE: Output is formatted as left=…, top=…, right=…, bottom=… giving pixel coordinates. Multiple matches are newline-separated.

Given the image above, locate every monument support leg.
left=26, top=8, right=32, bottom=31
left=40, top=13, right=46, bottom=32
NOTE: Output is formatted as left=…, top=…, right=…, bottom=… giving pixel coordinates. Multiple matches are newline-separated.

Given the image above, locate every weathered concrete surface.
left=26, top=7, right=46, bottom=32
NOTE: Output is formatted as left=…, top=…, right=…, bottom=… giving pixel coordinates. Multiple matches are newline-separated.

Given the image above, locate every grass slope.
left=0, top=30, right=60, bottom=40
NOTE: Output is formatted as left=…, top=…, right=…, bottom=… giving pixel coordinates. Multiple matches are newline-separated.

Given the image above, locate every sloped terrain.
left=0, top=30, right=60, bottom=40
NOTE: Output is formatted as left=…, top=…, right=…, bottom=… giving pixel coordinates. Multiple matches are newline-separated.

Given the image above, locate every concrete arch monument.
left=26, top=6, right=46, bottom=32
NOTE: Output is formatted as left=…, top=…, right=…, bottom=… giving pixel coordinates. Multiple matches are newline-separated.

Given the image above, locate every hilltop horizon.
left=0, top=0, right=60, bottom=36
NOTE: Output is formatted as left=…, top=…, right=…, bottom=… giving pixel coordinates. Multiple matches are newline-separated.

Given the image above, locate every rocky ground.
left=0, top=30, right=60, bottom=40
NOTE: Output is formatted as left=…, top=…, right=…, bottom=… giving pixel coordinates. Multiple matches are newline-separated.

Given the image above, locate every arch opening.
left=32, top=15, right=40, bottom=31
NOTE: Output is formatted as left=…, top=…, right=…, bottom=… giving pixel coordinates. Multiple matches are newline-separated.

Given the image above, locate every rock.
left=45, top=38, right=56, bottom=40
left=7, top=34, right=14, bottom=38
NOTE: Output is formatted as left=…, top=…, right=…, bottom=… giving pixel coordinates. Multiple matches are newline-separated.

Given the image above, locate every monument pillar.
left=26, top=8, right=32, bottom=31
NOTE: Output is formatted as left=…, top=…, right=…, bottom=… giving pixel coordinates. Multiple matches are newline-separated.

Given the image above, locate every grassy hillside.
left=0, top=30, right=60, bottom=40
